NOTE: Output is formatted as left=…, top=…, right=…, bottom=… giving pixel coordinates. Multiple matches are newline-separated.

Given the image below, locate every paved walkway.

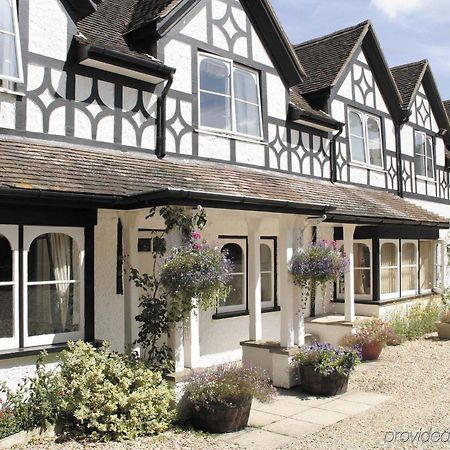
left=216, top=388, right=389, bottom=449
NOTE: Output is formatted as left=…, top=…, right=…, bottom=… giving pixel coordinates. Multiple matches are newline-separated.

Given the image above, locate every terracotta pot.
left=300, top=365, right=349, bottom=397
left=190, top=397, right=252, bottom=433
left=436, top=322, right=450, bottom=339
left=361, top=341, right=384, bottom=360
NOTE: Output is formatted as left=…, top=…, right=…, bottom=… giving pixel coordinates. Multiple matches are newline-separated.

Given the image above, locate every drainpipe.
left=330, top=125, right=344, bottom=183
left=395, top=109, right=411, bottom=198
left=155, top=72, right=174, bottom=159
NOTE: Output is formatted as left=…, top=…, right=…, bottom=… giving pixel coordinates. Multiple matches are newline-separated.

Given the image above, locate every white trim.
left=194, top=128, right=266, bottom=145
left=260, top=239, right=275, bottom=309
left=0, top=0, right=24, bottom=84
left=414, top=131, right=435, bottom=180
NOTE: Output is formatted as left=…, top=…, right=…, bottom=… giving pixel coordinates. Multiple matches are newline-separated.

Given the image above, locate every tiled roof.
left=391, top=60, right=427, bottom=108
left=444, top=100, right=450, bottom=120
left=0, top=138, right=446, bottom=226
left=127, top=0, right=182, bottom=33
left=294, top=21, right=369, bottom=95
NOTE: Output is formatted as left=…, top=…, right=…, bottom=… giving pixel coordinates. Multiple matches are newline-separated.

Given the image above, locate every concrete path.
left=216, top=388, right=389, bottom=449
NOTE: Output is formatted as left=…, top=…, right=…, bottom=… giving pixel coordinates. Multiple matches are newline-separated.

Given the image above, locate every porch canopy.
left=0, top=137, right=448, bottom=229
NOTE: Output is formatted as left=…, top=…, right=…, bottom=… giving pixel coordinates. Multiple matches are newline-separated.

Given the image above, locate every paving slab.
left=291, top=407, right=348, bottom=426
left=317, top=398, right=373, bottom=415
left=252, top=398, right=312, bottom=416
left=262, top=418, right=324, bottom=438
left=341, top=391, right=390, bottom=405
left=221, top=429, right=297, bottom=449
left=248, top=410, right=284, bottom=427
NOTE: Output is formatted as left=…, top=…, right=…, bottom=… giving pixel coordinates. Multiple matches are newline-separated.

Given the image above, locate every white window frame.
left=337, top=239, right=372, bottom=300
left=198, top=52, right=263, bottom=140
left=0, top=225, right=19, bottom=351
left=419, top=240, right=435, bottom=294
left=260, top=238, right=275, bottom=309
left=414, top=130, right=434, bottom=180
left=348, top=108, right=383, bottom=169
left=435, top=241, right=444, bottom=291
left=218, top=238, right=247, bottom=314
left=23, top=226, right=85, bottom=347
left=400, top=240, right=418, bottom=297
left=380, top=239, right=399, bottom=300
left=0, top=0, right=24, bottom=83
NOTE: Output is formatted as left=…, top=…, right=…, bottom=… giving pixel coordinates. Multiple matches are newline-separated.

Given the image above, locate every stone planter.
left=361, top=341, right=384, bottom=360
left=190, top=397, right=252, bottom=433
left=300, top=365, right=349, bottom=397
left=436, top=322, right=450, bottom=340
left=0, top=426, right=55, bottom=450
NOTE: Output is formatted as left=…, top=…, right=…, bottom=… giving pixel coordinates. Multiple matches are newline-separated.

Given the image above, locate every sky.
left=271, top=0, right=450, bottom=100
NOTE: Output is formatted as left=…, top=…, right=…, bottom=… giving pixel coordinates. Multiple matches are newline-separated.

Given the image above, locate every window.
left=380, top=241, right=398, bottom=299
left=420, top=240, right=433, bottom=293
left=219, top=240, right=246, bottom=313
left=260, top=239, right=275, bottom=308
left=415, top=131, right=434, bottom=179
left=401, top=242, right=417, bottom=296
left=338, top=241, right=372, bottom=298
left=435, top=241, right=443, bottom=289
left=199, top=53, right=262, bottom=138
left=0, top=0, right=23, bottom=83
left=348, top=110, right=383, bottom=167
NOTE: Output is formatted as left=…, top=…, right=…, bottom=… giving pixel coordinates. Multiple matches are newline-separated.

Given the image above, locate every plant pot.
left=190, top=397, right=252, bottom=433
left=299, top=365, right=349, bottom=397
left=361, top=341, right=384, bottom=360
left=436, top=322, right=450, bottom=339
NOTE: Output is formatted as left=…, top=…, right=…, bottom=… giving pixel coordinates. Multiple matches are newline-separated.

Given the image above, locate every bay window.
left=401, top=241, right=418, bottom=296
left=419, top=240, right=433, bottom=293
left=380, top=241, right=398, bottom=299
left=199, top=53, right=262, bottom=138
left=435, top=242, right=443, bottom=289
left=0, top=0, right=23, bottom=83
left=348, top=109, right=383, bottom=167
left=415, top=131, right=434, bottom=179
left=260, top=239, right=275, bottom=309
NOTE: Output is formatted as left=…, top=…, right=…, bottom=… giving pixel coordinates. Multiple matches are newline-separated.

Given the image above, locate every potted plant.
left=436, top=310, right=450, bottom=339
left=293, top=343, right=360, bottom=396
left=340, top=318, right=400, bottom=360
left=289, top=240, right=349, bottom=317
left=184, top=364, right=276, bottom=433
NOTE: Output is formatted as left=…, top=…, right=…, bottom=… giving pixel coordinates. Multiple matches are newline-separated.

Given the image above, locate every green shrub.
left=0, top=402, right=21, bottom=439
left=58, top=341, right=175, bottom=441
left=1, top=353, right=62, bottom=432
left=387, top=301, right=442, bottom=341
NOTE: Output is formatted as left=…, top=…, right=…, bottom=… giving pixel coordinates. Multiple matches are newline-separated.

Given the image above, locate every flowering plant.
left=160, top=232, right=232, bottom=312
left=289, top=240, right=350, bottom=286
left=293, top=343, right=360, bottom=377
left=185, top=364, right=276, bottom=408
left=340, top=318, right=400, bottom=348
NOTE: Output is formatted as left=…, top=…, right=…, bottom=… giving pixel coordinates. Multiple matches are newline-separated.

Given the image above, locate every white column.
left=122, top=212, right=141, bottom=352
left=440, top=239, right=447, bottom=290
left=184, top=306, right=200, bottom=369
left=247, top=218, right=263, bottom=341
left=293, top=217, right=306, bottom=346
left=279, top=217, right=296, bottom=347
left=344, top=224, right=356, bottom=322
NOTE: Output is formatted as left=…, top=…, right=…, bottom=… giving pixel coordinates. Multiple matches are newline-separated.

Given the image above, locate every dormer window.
left=348, top=109, right=383, bottom=168
left=198, top=53, right=262, bottom=139
left=0, top=0, right=23, bottom=83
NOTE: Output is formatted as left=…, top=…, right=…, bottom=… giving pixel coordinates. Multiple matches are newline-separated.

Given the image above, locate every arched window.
left=220, top=242, right=246, bottom=312
left=380, top=242, right=398, bottom=298
left=260, top=242, right=274, bottom=307
left=27, top=233, right=81, bottom=340
left=234, top=68, right=261, bottom=137
left=349, top=111, right=365, bottom=163
left=0, top=235, right=13, bottom=340
left=401, top=242, right=417, bottom=295
left=367, top=117, right=382, bottom=167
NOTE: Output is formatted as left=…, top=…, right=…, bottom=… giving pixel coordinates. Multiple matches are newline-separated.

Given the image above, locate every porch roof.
left=0, top=137, right=448, bottom=228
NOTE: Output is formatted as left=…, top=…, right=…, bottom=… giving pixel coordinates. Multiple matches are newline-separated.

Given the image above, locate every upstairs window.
left=414, top=131, right=434, bottom=179
left=348, top=110, right=383, bottom=168
left=0, top=0, right=23, bottom=83
left=199, top=53, right=262, bottom=138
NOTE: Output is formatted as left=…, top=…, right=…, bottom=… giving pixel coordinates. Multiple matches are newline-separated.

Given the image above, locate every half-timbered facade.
left=0, top=0, right=449, bottom=387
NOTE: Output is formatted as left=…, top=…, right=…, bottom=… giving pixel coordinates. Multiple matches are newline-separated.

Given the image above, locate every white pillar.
left=122, top=212, right=141, bottom=352
left=247, top=218, right=263, bottom=341
left=344, top=224, right=356, bottom=322
left=440, top=239, right=447, bottom=291
left=170, top=323, right=185, bottom=373
left=279, top=217, right=296, bottom=347
left=184, top=306, right=200, bottom=369
left=293, top=217, right=306, bottom=346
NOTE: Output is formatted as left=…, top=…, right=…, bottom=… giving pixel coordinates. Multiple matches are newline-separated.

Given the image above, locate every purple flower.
left=191, top=231, right=202, bottom=240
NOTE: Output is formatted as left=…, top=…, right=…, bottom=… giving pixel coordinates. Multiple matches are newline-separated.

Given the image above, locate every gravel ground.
left=16, top=335, right=449, bottom=450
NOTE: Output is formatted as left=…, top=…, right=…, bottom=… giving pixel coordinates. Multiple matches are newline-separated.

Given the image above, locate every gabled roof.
left=0, top=137, right=447, bottom=227
left=391, top=60, right=428, bottom=108
left=444, top=100, right=450, bottom=120
left=293, top=21, right=404, bottom=123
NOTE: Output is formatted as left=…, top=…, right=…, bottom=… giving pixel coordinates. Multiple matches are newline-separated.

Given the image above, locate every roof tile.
left=391, top=60, right=427, bottom=108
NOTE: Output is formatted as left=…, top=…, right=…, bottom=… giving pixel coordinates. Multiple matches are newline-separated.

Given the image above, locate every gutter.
left=155, top=73, right=174, bottom=159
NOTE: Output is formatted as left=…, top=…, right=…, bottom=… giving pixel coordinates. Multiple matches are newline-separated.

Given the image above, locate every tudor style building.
left=0, top=0, right=449, bottom=387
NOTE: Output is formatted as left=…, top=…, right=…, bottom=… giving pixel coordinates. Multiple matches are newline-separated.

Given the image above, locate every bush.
left=387, top=301, right=442, bottom=341
left=185, top=364, right=276, bottom=408
left=293, top=343, right=360, bottom=377
left=0, top=401, right=21, bottom=439
left=58, top=341, right=175, bottom=442
left=340, top=318, right=400, bottom=348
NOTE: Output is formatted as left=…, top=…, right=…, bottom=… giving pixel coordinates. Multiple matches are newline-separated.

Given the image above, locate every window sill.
left=262, top=305, right=281, bottom=313
left=0, top=343, right=69, bottom=361
left=349, top=162, right=386, bottom=173
left=416, top=175, right=436, bottom=183
left=0, top=86, right=25, bottom=97
left=212, top=306, right=280, bottom=320
left=331, top=291, right=440, bottom=306
left=195, top=128, right=267, bottom=145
